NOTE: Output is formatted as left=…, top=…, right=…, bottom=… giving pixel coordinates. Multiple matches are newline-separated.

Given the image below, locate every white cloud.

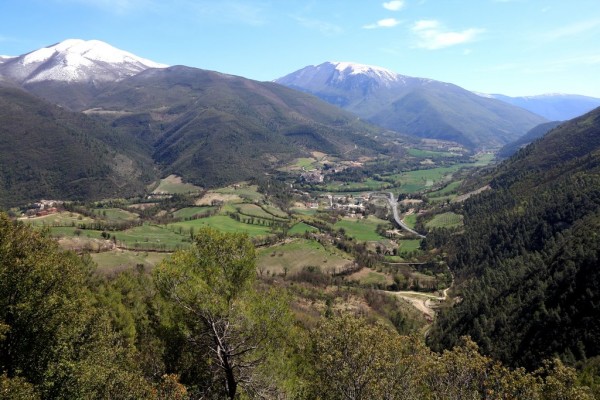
left=412, top=19, right=483, bottom=49
left=383, top=1, right=404, bottom=11
left=363, top=18, right=402, bottom=29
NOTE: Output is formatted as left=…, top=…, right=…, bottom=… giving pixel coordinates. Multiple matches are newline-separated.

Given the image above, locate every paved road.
left=387, top=192, right=426, bottom=238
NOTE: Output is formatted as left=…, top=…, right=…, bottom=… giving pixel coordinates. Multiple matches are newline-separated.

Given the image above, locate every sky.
left=1, top=0, right=600, bottom=97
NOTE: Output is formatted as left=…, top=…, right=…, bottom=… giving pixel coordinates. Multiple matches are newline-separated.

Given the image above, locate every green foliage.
left=0, top=213, right=152, bottom=398
left=429, top=108, right=600, bottom=369
left=154, top=228, right=293, bottom=399
left=0, top=87, right=154, bottom=207
left=303, top=314, right=593, bottom=399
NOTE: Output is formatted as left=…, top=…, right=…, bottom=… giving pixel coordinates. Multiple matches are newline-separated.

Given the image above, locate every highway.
left=387, top=192, right=426, bottom=238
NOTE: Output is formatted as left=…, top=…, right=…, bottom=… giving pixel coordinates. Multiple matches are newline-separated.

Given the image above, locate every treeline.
left=0, top=214, right=596, bottom=398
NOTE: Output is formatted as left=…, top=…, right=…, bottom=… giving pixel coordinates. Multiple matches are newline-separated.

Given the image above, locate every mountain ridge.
left=480, top=93, right=600, bottom=121
left=276, top=61, right=547, bottom=149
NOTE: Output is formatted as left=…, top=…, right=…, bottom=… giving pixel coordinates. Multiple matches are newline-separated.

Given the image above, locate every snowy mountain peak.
left=329, top=61, right=400, bottom=84
left=1, top=39, right=168, bottom=84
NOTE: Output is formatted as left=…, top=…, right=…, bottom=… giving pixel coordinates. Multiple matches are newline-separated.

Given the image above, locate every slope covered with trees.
left=0, top=86, right=155, bottom=207
left=428, top=107, right=600, bottom=371
left=84, top=66, right=388, bottom=188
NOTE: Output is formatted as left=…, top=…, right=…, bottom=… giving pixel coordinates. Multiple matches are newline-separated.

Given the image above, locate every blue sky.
left=1, top=0, right=600, bottom=97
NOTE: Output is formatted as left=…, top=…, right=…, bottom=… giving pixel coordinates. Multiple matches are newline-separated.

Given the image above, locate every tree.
left=0, top=213, right=152, bottom=399
left=154, top=228, right=291, bottom=399
left=308, top=314, right=425, bottom=400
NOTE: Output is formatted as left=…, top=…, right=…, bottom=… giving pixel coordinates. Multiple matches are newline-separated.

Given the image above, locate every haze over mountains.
left=275, top=61, right=548, bottom=149
left=481, top=93, right=600, bottom=121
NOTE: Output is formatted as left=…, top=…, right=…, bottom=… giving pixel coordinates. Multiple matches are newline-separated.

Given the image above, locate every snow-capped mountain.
left=275, top=61, right=428, bottom=94
left=477, top=93, right=600, bottom=121
left=0, top=39, right=167, bottom=85
left=276, top=62, right=546, bottom=149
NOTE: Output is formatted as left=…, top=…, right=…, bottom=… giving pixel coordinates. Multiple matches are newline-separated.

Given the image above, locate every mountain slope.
left=486, top=93, right=600, bottom=121
left=497, top=120, right=563, bottom=158
left=428, top=107, right=600, bottom=369
left=85, top=66, right=388, bottom=187
left=276, top=62, right=547, bottom=149
left=0, top=86, right=154, bottom=207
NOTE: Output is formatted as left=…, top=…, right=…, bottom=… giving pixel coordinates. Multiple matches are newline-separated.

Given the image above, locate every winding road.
left=386, top=192, right=426, bottom=238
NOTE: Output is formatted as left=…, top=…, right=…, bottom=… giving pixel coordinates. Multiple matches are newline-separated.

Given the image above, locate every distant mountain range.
left=275, top=62, right=547, bottom=149
left=479, top=93, right=600, bottom=121
left=0, top=40, right=387, bottom=205
left=1, top=39, right=599, bottom=206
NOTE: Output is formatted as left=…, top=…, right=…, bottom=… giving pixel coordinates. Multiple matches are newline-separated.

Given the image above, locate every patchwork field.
left=152, top=174, right=203, bottom=194
left=334, top=215, right=389, bottom=241
left=169, top=215, right=272, bottom=237
left=21, top=211, right=94, bottom=227
left=256, top=238, right=352, bottom=276
left=173, top=206, right=217, bottom=219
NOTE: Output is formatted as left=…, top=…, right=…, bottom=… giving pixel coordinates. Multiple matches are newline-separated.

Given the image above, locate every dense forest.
left=0, top=212, right=596, bottom=399
left=428, top=108, right=600, bottom=377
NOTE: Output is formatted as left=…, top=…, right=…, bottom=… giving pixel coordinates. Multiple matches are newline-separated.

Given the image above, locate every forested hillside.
left=85, top=66, right=388, bottom=188
left=0, top=86, right=155, bottom=207
left=428, top=107, right=600, bottom=371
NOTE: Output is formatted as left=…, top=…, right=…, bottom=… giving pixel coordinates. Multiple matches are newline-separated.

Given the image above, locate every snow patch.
left=330, top=61, right=400, bottom=85
left=473, top=92, right=495, bottom=98
left=13, top=39, right=168, bottom=83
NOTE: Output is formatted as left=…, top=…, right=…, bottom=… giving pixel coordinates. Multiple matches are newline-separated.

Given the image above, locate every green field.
left=351, top=269, right=392, bottom=286
left=291, top=208, right=318, bottom=216
left=398, top=239, right=422, bottom=253
left=393, top=166, right=461, bottom=193
left=402, top=214, right=418, bottom=229
left=91, top=250, right=168, bottom=275
left=256, top=238, right=352, bottom=276
left=334, top=215, right=389, bottom=241
left=173, top=206, right=217, bottom=219
left=472, top=152, right=495, bottom=166
left=236, top=203, right=287, bottom=221
left=261, top=204, right=289, bottom=218
left=49, top=226, right=104, bottom=238
left=153, top=175, right=203, bottom=194
left=288, top=222, right=319, bottom=235
left=22, top=212, right=94, bottom=227
left=112, top=224, right=190, bottom=251
left=324, top=178, right=392, bottom=192
left=169, top=215, right=272, bottom=237
left=427, top=180, right=462, bottom=198
left=408, top=148, right=458, bottom=158
left=92, top=208, right=139, bottom=222
left=214, top=184, right=264, bottom=202
left=426, top=212, right=464, bottom=229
